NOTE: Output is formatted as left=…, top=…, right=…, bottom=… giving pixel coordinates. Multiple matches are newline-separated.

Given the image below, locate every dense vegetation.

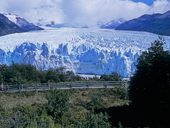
left=100, top=72, right=122, bottom=81
left=0, top=65, right=84, bottom=85
left=0, top=64, right=121, bottom=85
left=0, top=88, right=128, bottom=128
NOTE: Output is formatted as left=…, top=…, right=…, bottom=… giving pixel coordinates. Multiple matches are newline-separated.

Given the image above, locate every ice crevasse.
left=0, top=28, right=170, bottom=77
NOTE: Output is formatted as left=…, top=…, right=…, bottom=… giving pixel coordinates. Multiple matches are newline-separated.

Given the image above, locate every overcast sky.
left=0, top=0, right=170, bottom=27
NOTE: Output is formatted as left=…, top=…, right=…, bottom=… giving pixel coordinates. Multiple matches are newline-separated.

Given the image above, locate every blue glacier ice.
left=0, top=28, right=170, bottom=77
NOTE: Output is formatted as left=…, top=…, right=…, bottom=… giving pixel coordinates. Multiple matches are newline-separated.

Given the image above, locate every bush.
left=80, top=112, right=111, bottom=128
left=87, top=94, right=105, bottom=110
left=12, top=105, right=54, bottom=128
left=46, top=90, right=69, bottom=123
left=0, top=64, right=84, bottom=85
left=100, top=72, right=122, bottom=81
left=61, top=111, right=111, bottom=128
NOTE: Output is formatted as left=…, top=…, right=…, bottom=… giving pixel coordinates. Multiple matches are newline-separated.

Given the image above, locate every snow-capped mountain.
left=0, top=13, right=43, bottom=36
left=0, top=14, right=22, bottom=36
left=0, top=28, right=170, bottom=77
left=101, top=19, right=125, bottom=29
left=4, top=13, right=43, bottom=32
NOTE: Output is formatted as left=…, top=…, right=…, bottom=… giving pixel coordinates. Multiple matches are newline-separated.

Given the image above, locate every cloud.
left=150, top=0, right=170, bottom=13
left=0, top=0, right=170, bottom=27
left=61, top=0, right=150, bottom=27
left=0, top=0, right=64, bottom=24
left=0, top=1, right=8, bottom=12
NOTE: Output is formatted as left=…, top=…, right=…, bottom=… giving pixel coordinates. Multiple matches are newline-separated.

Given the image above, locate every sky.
left=0, top=0, right=170, bottom=27
left=132, top=0, right=154, bottom=5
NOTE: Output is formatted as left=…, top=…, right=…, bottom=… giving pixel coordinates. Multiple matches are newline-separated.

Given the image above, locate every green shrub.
left=87, top=95, right=105, bottom=110
left=80, top=112, right=111, bottom=128
left=46, top=90, right=69, bottom=123
left=100, top=72, right=122, bottom=81
left=12, top=105, right=54, bottom=128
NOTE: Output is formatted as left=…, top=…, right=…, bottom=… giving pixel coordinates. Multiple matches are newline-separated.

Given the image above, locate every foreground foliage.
left=46, top=90, right=69, bottom=123
left=0, top=88, right=127, bottom=128
left=129, top=38, right=170, bottom=126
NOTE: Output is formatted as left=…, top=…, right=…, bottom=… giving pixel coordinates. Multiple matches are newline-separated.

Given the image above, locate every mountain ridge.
left=5, top=13, right=43, bottom=32
left=116, top=10, right=170, bottom=36
left=0, top=14, right=22, bottom=36
left=100, top=19, right=125, bottom=29
left=0, top=13, right=43, bottom=36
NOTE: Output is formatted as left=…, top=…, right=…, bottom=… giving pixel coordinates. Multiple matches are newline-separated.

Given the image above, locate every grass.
left=0, top=92, right=47, bottom=110
left=0, top=87, right=129, bottom=111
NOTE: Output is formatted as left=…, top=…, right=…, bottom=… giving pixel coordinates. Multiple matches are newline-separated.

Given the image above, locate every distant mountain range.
left=100, top=19, right=125, bottom=29
left=0, top=13, right=43, bottom=36
left=1, top=10, right=170, bottom=36
left=116, top=11, right=170, bottom=36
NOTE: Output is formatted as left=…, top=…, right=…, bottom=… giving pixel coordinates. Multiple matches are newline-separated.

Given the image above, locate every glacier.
left=0, top=28, right=170, bottom=77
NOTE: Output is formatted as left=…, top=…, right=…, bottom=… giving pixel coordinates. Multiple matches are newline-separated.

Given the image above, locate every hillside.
left=5, top=13, right=43, bottom=31
left=0, top=13, right=43, bottom=36
left=116, top=11, right=170, bottom=36
left=0, top=14, right=22, bottom=36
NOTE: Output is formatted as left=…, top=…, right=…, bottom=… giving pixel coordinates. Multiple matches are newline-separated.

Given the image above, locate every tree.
left=100, top=72, right=122, bottom=81
left=80, top=112, right=111, bottom=128
left=61, top=111, right=111, bottom=128
left=46, top=90, right=69, bottom=123
left=13, top=105, right=54, bottom=128
left=129, top=38, right=170, bottom=126
left=45, top=70, right=60, bottom=83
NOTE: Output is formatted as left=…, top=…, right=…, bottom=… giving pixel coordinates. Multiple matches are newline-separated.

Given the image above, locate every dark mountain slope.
left=5, top=13, right=43, bottom=31
left=0, top=13, right=43, bottom=36
left=116, top=11, right=170, bottom=36
left=0, top=14, right=22, bottom=36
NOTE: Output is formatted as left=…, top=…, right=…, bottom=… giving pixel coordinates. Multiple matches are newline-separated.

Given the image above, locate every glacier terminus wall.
left=0, top=28, right=170, bottom=77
